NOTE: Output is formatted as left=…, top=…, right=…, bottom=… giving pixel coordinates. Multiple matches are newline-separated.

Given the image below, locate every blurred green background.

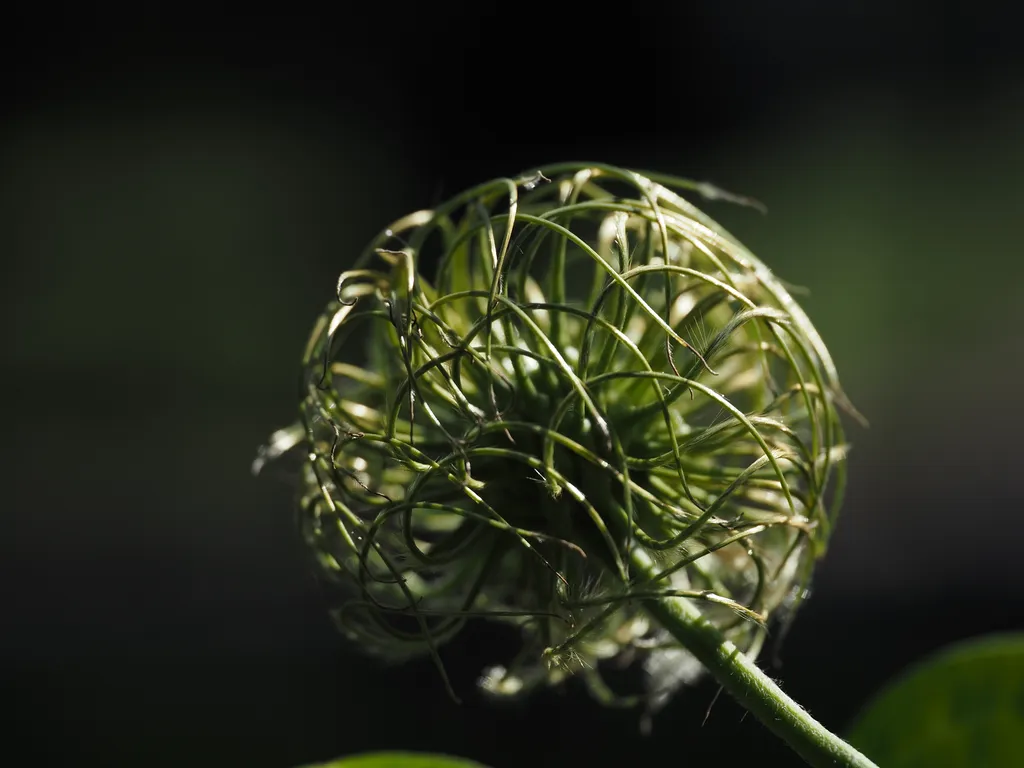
left=3, top=4, right=1022, bottom=766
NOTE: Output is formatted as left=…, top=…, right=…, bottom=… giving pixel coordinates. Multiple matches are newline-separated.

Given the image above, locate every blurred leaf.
left=847, top=633, right=1024, bottom=767
left=300, top=752, right=490, bottom=768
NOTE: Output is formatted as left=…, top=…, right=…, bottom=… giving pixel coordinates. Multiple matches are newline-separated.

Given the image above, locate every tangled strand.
left=257, top=162, right=852, bottom=711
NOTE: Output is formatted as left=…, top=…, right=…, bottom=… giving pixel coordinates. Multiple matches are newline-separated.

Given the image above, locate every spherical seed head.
left=265, top=163, right=852, bottom=711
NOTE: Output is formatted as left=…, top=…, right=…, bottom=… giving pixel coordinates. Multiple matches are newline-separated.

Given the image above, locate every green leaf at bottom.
left=300, top=752, right=490, bottom=768
left=847, top=633, right=1024, bottom=767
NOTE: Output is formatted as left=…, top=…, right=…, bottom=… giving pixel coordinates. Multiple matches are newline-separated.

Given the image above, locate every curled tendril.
left=257, top=162, right=852, bottom=715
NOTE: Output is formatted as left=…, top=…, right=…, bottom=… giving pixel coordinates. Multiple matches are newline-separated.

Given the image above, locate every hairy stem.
left=630, top=548, right=877, bottom=768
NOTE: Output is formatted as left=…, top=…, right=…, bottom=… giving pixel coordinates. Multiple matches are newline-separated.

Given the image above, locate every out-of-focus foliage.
left=301, top=752, right=489, bottom=768
left=848, top=634, right=1024, bottom=767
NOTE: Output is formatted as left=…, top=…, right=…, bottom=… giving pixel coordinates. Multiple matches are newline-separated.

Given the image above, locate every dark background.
left=3, top=4, right=1023, bottom=766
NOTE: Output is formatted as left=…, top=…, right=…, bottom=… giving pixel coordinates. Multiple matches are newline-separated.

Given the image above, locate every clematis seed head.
left=257, top=162, right=854, bottom=713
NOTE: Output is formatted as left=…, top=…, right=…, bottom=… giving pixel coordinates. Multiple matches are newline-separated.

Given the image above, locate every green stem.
left=630, top=548, right=877, bottom=768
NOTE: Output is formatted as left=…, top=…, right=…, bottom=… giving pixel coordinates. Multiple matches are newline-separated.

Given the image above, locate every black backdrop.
left=4, top=4, right=1023, bottom=767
